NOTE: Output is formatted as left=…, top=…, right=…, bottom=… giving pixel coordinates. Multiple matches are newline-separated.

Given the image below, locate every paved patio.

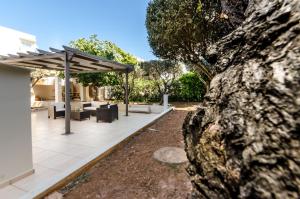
left=0, top=109, right=171, bottom=198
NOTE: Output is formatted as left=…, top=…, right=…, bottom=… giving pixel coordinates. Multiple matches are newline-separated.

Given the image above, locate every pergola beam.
left=0, top=53, right=64, bottom=63
left=71, top=57, right=113, bottom=70
left=37, top=49, right=52, bottom=54
left=26, top=51, right=40, bottom=56
left=8, top=54, right=19, bottom=58
left=12, top=62, right=44, bottom=69
left=0, top=46, right=133, bottom=72
left=18, top=60, right=82, bottom=71
left=49, top=47, right=64, bottom=53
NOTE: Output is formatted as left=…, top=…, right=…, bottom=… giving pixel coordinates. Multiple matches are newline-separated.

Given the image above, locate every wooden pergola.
left=0, top=46, right=133, bottom=134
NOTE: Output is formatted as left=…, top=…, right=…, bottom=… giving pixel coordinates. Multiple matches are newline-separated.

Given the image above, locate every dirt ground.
left=57, top=103, right=198, bottom=199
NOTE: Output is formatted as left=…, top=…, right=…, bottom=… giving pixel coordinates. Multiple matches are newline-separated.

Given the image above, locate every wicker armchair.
left=83, top=102, right=107, bottom=116
left=110, top=104, right=118, bottom=120
left=96, top=104, right=118, bottom=123
left=83, top=103, right=96, bottom=116
left=48, top=102, right=65, bottom=119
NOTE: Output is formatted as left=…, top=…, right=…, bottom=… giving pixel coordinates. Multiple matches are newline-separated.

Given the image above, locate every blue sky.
left=0, top=0, right=156, bottom=60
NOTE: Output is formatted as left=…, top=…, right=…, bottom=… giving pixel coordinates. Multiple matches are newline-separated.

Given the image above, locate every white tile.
left=33, top=140, right=77, bottom=153
left=33, top=150, right=59, bottom=163
left=38, top=154, right=80, bottom=171
left=0, top=185, right=27, bottom=199
left=59, top=145, right=97, bottom=158
left=13, top=165, right=59, bottom=191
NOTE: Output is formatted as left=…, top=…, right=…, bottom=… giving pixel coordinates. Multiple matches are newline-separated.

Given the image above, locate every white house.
left=0, top=26, right=36, bottom=187
left=0, top=26, right=37, bottom=56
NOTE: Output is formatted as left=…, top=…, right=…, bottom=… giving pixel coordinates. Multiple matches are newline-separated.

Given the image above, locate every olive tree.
left=179, top=0, right=300, bottom=198
left=146, top=0, right=246, bottom=82
left=141, top=60, right=182, bottom=103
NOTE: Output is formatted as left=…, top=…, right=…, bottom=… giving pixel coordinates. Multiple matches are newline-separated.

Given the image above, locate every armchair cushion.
left=84, top=107, right=97, bottom=111
left=56, top=108, right=65, bottom=112
left=54, top=102, right=65, bottom=110
left=91, top=101, right=98, bottom=107
left=48, top=102, right=65, bottom=119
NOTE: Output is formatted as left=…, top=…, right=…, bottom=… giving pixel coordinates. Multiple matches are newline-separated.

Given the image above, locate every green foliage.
left=146, top=0, right=231, bottom=80
left=111, top=78, right=160, bottom=102
left=178, top=72, right=205, bottom=101
left=72, top=72, right=118, bottom=88
left=70, top=35, right=138, bottom=66
left=70, top=35, right=117, bottom=89
left=67, top=35, right=204, bottom=103
left=140, top=60, right=182, bottom=101
left=197, top=0, right=203, bottom=13
left=111, top=70, right=205, bottom=103
left=129, top=78, right=160, bottom=102
left=69, top=35, right=138, bottom=100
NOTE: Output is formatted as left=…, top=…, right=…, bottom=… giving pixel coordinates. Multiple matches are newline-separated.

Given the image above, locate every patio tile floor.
left=0, top=109, right=171, bottom=199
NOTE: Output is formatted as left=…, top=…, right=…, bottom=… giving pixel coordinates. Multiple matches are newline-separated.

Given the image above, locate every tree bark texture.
left=183, top=0, right=300, bottom=198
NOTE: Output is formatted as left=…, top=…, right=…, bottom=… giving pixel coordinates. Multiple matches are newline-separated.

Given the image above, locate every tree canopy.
left=69, top=35, right=138, bottom=100
left=70, top=35, right=138, bottom=66
left=141, top=60, right=182, bottom=98
left=146, top=0, right=241, bottom=80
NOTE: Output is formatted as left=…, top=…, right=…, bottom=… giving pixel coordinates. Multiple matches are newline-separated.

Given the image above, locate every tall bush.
left=178, top=72, right=205, bottom=102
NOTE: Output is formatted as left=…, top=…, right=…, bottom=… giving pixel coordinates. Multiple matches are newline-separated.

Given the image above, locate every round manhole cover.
left=153, top=147, right=188, bottom=164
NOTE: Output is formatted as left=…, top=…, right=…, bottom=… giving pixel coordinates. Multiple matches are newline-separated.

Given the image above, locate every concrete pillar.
left=79, top=84, right=86, bottom=102
left=55, top=76, right=62, bottom=102
left=163, top=94, right=169, bottom=110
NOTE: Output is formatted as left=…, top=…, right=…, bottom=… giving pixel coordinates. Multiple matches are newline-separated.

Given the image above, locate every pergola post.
left=125, top=69, right=129, bottom=116
left=64, top=52, right=71, bottom=134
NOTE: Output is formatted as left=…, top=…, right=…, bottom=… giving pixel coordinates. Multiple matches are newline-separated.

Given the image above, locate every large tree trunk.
left=183, top=0, right=300, bottom=198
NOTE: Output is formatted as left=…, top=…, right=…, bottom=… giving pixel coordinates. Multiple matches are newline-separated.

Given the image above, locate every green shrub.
left=110, top=71, right=205, bottom=103
left=178, top=72, right=205, bottom=102
left=110, top=78, right=160, bottom=103
left=130, top=78, right=160, bottom=102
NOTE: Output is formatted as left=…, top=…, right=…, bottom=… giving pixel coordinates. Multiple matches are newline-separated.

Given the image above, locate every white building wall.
left=0, top=64, right=33, bottom=186
left=0, top=26, right=37, bottom=56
